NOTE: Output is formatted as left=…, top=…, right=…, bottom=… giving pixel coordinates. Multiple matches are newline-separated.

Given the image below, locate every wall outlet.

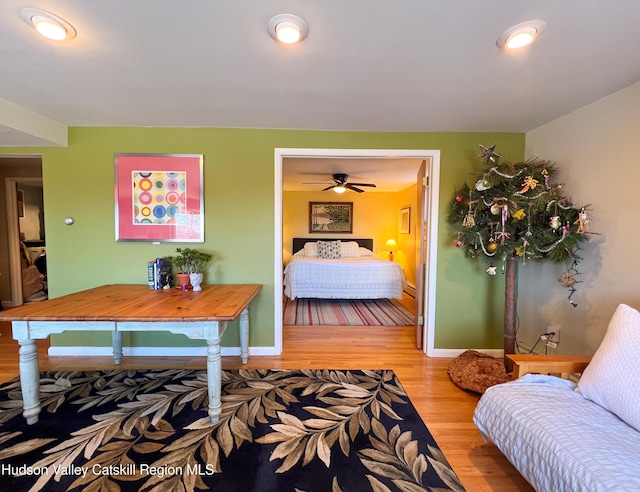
left=547, top=326, right=560, bottom=347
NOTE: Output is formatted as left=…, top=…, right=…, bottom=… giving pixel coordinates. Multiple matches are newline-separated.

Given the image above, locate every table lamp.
left=384, top=239, right=399, bottom=261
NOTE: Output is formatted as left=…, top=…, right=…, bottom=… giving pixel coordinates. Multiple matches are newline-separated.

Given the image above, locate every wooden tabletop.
left=0, top=284, right=262, bottom=323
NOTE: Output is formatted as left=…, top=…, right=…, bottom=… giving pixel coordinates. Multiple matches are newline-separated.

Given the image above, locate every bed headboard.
left=292, top=238, right=373, bottom=254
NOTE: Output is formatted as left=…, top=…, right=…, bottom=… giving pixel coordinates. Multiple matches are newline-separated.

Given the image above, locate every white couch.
left=473, top=304, right=640, bottom=492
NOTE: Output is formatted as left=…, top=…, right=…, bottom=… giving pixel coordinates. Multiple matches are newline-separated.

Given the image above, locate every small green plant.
left=169, top=247, right=212, bottom=274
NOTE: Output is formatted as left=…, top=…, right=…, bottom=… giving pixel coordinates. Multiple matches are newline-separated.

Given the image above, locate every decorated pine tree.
left=448, top=144, right=592, bottom=370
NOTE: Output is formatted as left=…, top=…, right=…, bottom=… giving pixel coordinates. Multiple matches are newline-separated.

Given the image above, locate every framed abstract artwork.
left=115, top=153, right=204, bottom=242
left=400, top=207, right=411, bottom=234
left=309, top=202, right=353, bottom=233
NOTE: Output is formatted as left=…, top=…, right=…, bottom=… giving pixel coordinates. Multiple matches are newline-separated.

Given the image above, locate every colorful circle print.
left=132, top=171, right=187, bottom=225
left=139, top=179, right=153, bottom=191
left=138, top=192, right=153, bottom=205
left=153, top=206, right=166, bottom=219
left=166, top=192, right=180, bottom=205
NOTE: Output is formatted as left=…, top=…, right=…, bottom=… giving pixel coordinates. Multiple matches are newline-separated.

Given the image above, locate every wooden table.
left=507, top=354, right=592, bottom=379
left=0, top=283, right=261, bottom=425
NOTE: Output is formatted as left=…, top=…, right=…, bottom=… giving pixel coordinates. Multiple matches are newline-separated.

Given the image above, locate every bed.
left=284, top=238, right=407, bottom=300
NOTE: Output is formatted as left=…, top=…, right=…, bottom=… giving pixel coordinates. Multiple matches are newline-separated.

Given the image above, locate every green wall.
left=4, top=128, right=524, bottom=350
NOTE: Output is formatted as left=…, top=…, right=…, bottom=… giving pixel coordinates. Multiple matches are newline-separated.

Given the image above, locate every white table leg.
left=239, top=308, right=249, bottom=364
left=207, top=337, right=222, bottom=423
left=17, top=338, right=41, bottom=425
left=112, top=330, right=122, bottom=365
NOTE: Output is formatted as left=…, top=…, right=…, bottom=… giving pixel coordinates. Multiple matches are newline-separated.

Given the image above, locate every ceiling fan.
left=304, top=173, right=377, bottom=193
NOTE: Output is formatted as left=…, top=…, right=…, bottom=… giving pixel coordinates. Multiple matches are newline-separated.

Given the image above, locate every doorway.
left=3, top=171, right=46, bottom=306
left=274, top=148, right=440, bottom=356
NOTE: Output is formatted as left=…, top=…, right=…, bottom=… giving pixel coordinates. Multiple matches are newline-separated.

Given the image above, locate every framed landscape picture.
left=309, top=202, right=353, bottom=233
left=115, top=153, right=204, bottom=242
left=400, top=207, right=411, bottom=234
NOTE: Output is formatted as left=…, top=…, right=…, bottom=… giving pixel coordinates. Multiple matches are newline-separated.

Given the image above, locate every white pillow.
left=359, top=247, right=374, bottom=256
left=577, top=303, right=640, bottom=432
left=339, top=241, right=360, bottom=258
left=303, top=242, right=318, bottom=257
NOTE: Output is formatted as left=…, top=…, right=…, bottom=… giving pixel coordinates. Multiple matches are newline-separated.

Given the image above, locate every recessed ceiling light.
left=268, top=14, right=308, bottom=44
left=497, top=20, right=546, bottom=50
left=20, top=8, right=77, bottom=41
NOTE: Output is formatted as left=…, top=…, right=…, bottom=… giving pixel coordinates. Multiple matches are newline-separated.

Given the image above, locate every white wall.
left=520, top=81, right=640, bottom=354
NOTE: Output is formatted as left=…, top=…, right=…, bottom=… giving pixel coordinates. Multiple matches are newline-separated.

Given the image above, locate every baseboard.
left=432, top=348, right=505, bottom=358
left=404, top=283, right=416, bottom=298
left=48, top=346, right=278, bottom=357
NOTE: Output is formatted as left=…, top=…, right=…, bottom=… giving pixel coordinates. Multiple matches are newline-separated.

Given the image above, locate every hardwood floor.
left=0, top=315, right=533, bottom=492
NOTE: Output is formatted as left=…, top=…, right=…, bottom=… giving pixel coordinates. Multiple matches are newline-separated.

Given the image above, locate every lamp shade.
left=384, top=239, right=398, bottom=251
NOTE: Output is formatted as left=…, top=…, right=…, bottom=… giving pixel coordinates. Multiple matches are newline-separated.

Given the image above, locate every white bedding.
left=473, top=374, right=640, bottom=492
left=284, top=254, right=406, bottom=299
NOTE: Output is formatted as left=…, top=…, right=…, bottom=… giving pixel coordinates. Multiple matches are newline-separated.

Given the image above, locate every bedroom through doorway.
left=275, top=148, right=440, bottom=356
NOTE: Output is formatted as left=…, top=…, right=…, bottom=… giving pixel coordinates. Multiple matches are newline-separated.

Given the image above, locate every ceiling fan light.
left=333, top=185, right=346, bottom=194
left=497, top=20, right=546, bottom=50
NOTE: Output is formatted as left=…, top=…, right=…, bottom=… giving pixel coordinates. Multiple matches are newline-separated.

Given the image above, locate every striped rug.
left=283, top=298, right=415, bottom=326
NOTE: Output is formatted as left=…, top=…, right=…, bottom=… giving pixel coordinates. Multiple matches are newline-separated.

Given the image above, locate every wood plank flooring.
left=0, top=315, right=533, bottom=492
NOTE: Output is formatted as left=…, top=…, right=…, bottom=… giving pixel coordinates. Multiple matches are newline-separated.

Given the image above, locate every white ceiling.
left=1, top=1, right=639, bottom=188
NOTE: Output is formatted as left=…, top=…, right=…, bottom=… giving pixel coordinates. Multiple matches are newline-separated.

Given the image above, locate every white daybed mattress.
left=473, top=374, right=640, bottom=492
left=284, top=255, right=406, bottom=300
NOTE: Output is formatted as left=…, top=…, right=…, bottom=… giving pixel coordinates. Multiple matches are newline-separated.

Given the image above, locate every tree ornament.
left=453, top=238, right=464, bottom=248
left=557, top=268, right=577, bottom=288
left=512, top=208, right=526, bottom=220
left=486, top=264, right=497, bottom=275
left=574, top=207, right=589, bottom=233
left=549, top=215, right=561, bottom=231
left=478, top=144, right=501, bottom=164
left=455, top=194, right=464, bottom=203
left=490, top=203, right=501, bottom=215
left=487, top=241, right=498, bottom=253
left=475, top=179, right=491, bottom=191
left=541, top=167, right=550, bottom=189
left=519, top=175, right=539, bottom=193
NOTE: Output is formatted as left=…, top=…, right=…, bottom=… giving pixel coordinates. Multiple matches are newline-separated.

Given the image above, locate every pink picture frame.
left=115, top=153, right=204, bottom=242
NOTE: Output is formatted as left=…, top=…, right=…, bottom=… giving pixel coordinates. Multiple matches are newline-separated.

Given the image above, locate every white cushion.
left=359, top=247, right=374, bottom=256
left=303, top=242, right=318, bottom=257
left=339, top=241, right=360, bottom=258
left=577, top=303, right=640, bottom=432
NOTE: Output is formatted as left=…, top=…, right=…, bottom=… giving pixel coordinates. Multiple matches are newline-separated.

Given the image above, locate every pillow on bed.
left=359, top=247, right=374, bottom=256
left=317, top=240, right=341, bottom=259
left=339, top=241, right=360, bottom=258
left=303, top=242, right=319, bottom=257
left=577, top=303, right=640, bottom=432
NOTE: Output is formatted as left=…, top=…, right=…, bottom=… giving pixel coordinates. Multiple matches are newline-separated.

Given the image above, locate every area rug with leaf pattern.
left=0, top=369, right=465, bottom=492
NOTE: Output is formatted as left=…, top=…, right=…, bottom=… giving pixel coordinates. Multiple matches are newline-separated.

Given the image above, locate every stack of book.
left=148, top=257, right=173, bottom=290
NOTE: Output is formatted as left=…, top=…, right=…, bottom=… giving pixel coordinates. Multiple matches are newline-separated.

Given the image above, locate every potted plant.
left=169, top=247, right=213, bottom=291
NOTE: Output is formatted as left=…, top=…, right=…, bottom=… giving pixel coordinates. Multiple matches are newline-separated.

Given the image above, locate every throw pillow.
left=339, top=241, right=360, bottom=258
left=317, top=240, right=341, bottom=259
left=303, top=242, right=319, bottom=257
left=577, top=303, right=640, bottom=432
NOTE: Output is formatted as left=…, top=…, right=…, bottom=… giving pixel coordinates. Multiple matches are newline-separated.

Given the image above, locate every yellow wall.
left=284, top=191, right=397, bottom=260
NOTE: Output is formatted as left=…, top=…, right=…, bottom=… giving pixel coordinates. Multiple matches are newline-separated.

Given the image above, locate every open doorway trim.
left=274, top=148, right=440, bottom=357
